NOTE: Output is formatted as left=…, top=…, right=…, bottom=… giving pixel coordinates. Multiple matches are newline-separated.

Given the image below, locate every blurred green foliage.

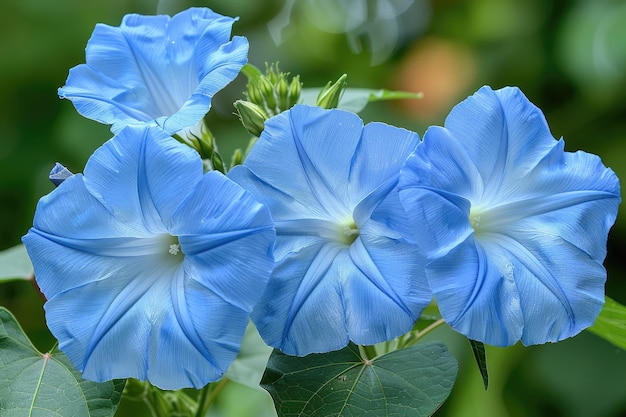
left=1, top=0, right=625, bottom=416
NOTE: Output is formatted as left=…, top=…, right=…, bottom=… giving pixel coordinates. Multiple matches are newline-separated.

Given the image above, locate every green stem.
left=195, top=378, right=230, bottom=417
left=358, top=344, right=379, bottom=361
left=400, top=318, right=447, bottom=349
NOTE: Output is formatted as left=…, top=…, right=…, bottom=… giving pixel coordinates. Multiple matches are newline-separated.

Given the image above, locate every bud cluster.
left=174, top=118, right=225, bottom=173
left=235, top=63, right=302, bottom=137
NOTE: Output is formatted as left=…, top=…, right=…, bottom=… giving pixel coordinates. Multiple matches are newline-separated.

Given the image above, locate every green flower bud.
left=316, top=74, right=347, bottom=109
left=266, top=62, right=279, bottom=84
left=230, top=148, right=244, bottom=168
left=247, top=81, right=265, bottom=107
left=234, top=99, right=269, bottom=137
left=196, top=125, right=216, bottom=159
left=288, top=75, right=301, bottom=108
left=258, top=76, right=277, bottom=113
left=211, top=151, right=225, bottom=174
left=276, top=76, right=289, bottom=112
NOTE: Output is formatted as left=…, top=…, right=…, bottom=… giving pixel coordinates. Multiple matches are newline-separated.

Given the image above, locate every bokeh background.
left=1, top=0, right=626, bottom=416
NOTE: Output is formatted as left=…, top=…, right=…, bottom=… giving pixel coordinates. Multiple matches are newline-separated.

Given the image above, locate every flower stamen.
left=469, top=207, right=482, bottom=234
left=338, top=217, right=359, bottom=245
left=169, top=243, right=181, bottom=255
left=166, top=235, right=182, bottom=257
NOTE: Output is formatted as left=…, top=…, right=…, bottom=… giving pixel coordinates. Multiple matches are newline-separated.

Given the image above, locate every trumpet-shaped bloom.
left=58, top=8, right=248, bottom=135
left=228, top=105, right=430, bottom=356
left=399, top=86, right=621, bottom=346
left=22, top=126, right=275, bottom=389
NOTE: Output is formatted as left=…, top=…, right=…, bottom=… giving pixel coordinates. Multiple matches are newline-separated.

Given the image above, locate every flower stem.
left=195, top=378, right=230, bottom=417
left=358, top=344, right=379, bottom=361
left=400, top=318, right=447, bottom=349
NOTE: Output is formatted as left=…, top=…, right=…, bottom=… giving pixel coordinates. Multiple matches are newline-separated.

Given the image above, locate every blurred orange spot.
left=391, top=37, right=477, bottom=123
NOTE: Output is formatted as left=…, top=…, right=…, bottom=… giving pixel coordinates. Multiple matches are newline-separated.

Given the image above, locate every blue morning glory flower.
left=228, top=105, right=431, bottom=356
left=398, top=86, right=621, bottom=347
left=22, top=126, right=275, bottom=389
left=58, top=8, right=248, bottom=135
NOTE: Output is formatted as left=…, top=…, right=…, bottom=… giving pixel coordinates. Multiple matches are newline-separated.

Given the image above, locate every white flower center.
left=167, top=235, right=183, bottom=257
left=469, top=207, right=483, bottom=234
left=168, top=243, right=181, bottom=255
left=338, top=217, right=359, bottom=245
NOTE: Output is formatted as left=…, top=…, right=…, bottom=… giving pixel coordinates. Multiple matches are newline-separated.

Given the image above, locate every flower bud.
left=316, top=74, right=347, bottom=109
left=211, top=151, right=225, bottom=174
left=234, top=100, right=269, bottom=137
left=258, top=76, right=277, bottom=113
left=288, top=75, right=301, bottom=108
left=196, top=124, right=216, bottom=158
left=276, top=76, right=289, bottom=112
left=230, top=148, right=244, bottom=168
left=246, top=81, right=265, bottom=107
left=266, top=62, right=279, bottom=84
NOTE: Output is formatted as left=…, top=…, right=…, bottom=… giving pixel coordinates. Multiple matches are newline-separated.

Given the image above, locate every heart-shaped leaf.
left=0, top=307, right=124, bottom=416
left=261, top=341, right=457, bottom=417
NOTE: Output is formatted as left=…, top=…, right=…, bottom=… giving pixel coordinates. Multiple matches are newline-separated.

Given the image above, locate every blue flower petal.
left=482, top=232, right=605, bottom=345
left=399, top=86, right=621, bottom=346
left=58, top=8, right=248, bottom=134
left=252, top=241, right=349, bottom=356
left=84, top=125, right=202, bottom=229
left=44, top=262, right=250, bottom=389
left=425, top=238, right=524, bottom=346
left=172, top=171, right=275, bottom=312
left=400, top=127, right=485, bottom=204
left=233, top=105, right=364, bottom=218
left=346, top=237, right=429, bottom=343
left=440, top=86, right=559, bottom=203
left=230, top=105, right=427, bottom=355
left=23, top=125, right=274, bottom=388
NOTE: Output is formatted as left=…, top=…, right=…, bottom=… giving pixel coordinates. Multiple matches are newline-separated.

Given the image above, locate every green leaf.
left=338, top=88, right=424, bottom=113
left=225, top=321, right=273, bottom=390
left=301, top=88, right=423, bottom=113
left=0, top=244, right=34, bottom=283
left=587, top=296, right=626, bottom=351
left=0, top=307, right=124, bottom=416
left=261, top=341, right=458, bottom=417
left=468, top=340, right=488, bottom=390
